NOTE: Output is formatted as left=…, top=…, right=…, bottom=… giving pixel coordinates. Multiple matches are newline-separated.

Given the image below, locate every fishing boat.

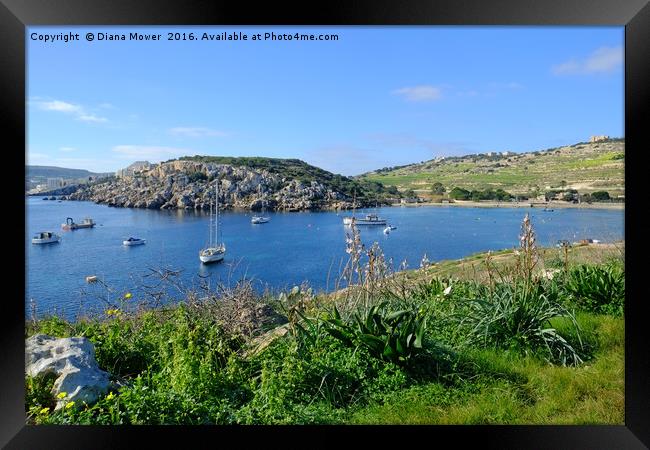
left=199, top=180, right=226, bottom=264
left=353, top=213, right=387, bottom=226
left=251, top=185, right=271, bottom=224
left=123, top=237, right=146, bottom=246
left=32, top=231, right=61, bottom=245
left=62, top=217, right=96, bottom=230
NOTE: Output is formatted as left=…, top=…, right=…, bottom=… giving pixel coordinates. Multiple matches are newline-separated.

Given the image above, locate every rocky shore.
left=63, top=160, right=360, bottom=212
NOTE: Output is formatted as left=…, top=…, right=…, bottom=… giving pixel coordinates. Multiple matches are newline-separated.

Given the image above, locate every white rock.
left=25, top=334, right=110, bottom=410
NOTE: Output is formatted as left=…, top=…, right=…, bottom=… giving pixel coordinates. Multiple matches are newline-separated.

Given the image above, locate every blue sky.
left=27, top=26, right=624, bottom=175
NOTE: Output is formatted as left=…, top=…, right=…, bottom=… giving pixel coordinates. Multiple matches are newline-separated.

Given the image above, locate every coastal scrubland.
left=25, top=216, right=624, bottom=425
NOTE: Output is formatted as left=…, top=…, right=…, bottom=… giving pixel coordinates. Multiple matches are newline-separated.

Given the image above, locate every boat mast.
left=215, top=179, right=220, bottom=246
left=208, top=189, right=213, bottom=248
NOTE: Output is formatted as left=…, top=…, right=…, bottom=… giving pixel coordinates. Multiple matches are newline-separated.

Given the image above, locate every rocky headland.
left=63, top=159, right=383, bottom=212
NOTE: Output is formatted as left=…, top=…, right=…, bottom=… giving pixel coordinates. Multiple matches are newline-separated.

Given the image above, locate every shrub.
left=315, top=303, right=427, bottom=365
left=563, top=264, right=624, bottom=316
left=449, top=187, right=471, bottom=200
left=457, top=282, right=584, bottom=366
left=591, top=191, right=611, bottom=201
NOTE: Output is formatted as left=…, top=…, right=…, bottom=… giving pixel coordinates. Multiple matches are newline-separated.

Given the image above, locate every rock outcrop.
left=68, top=161, right=358, bottom=212
left=25, top=334, right=110, bottom=409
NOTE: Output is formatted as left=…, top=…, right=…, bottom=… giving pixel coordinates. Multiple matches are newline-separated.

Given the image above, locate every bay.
left=26, top=197, right=624, bottom=320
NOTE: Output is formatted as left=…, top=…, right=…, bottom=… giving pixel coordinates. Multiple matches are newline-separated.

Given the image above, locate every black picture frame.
left=2, top=0, right=647, bottom=447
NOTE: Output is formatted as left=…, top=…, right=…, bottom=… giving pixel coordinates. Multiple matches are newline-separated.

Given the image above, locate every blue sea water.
left=26, top=197, right=624, bottom=320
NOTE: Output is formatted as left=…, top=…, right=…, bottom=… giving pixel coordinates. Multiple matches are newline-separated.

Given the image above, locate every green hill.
left=359, top=139, right=624, bottom=199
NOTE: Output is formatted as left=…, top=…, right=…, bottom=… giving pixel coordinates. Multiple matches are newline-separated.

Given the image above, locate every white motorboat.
left=123, top=237, right=146, bottom=246
left=32, top=231, right=61, bottom=245
left=251, top=185, right=270, bottom=224
left=200, top=180, right=226, bottom=264
left=354, top=213, right=387, bottom=225
left=383, top=226, right=391, bottom=234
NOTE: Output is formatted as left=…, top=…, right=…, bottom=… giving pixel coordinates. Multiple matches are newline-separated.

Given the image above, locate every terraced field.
left=360, top=139, right=624, bottom=198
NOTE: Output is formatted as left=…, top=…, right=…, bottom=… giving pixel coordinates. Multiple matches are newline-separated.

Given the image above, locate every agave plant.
left=320, top=302, right=427, bottom=364
left=564, top=264, right=625, bottom=316
left=458, top=282, right=584, bottom=367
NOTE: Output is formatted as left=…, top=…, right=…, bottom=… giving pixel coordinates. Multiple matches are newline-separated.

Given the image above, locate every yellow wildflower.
left=124, top=292, right=132, bottom=299
left=57, top=392, right=67, bottom=399
left=106, top=392, right=115, bottom=400
left=66, top=401, right=75, bottom=409
left=39, top=407, right=50, bottom=414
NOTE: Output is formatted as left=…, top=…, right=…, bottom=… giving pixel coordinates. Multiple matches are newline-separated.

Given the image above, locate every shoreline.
left=398, top=200, right=624, bottom=210
left=28, top=195, right=624, bottom=212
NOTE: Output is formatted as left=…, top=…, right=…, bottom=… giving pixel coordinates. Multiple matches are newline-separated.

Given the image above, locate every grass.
left=361, top=140, right=624, bottom=195
left=25, top=217, right=625, bottom=425
left=350, top=314, right=623, bottom=424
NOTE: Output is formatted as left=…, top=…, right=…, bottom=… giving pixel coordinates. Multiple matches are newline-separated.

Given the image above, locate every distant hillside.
left=27, top=166, right=110, bottom=180
left=359, top=139, right=625, bottom=198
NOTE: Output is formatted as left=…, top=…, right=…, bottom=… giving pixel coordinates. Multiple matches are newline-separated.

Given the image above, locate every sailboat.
left=343, top=191, right=387, bottom=225
left=199, top=180, right=226, bottom=264
left=251, top=184, right=270, bottom=224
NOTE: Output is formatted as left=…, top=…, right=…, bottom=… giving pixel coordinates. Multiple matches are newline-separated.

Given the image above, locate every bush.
left=449, top=187, right=471, bottom=200
left=591, top=191, right=611, bottom=201
left=457, top=282, right=584, bottom=366
left=313, top=303, right=427, bottom=365
left=563, top=264, right=624, bottom=316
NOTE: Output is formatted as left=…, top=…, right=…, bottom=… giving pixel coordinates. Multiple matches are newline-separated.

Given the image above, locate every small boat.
left=383, top=226, right=391, bottom=234
left=251, top=185, right=271, bottom=224
left=200, top=180, right=226, bottom=264
left=251, top=216, right=270, bottom=224
left=123, top=237, right=146, bottom=246
left=388, top=225, right=397, bottom=230
left=32, top=231, right=61, bottom=245
left=85, top=275, right=98, bottom=283
left=353, top=213, right=387, bottom=226
left=62, top=217, right=96, bottom=230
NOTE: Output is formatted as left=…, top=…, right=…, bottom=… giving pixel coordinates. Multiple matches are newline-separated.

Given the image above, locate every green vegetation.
left=449, top=187, right=471, bottom=200
left=564, top=263, right=625, bottom=316
left=449, top=187, right=512, bottom=201
left=25, top=216, right=624, bottom=425
left=172, top=155, right=399, bottom=205
left=591, top=191, right=611, bottom=201
left=360, top=140, right=624, bottom=197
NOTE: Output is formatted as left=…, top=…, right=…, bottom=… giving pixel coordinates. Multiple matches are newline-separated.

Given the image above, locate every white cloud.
left=31, top=98, right=109, bottom=123
left=112, top=145, right=190, bottom=161
left=169, top=127, right=228, bottom=138
left=78, top=114, right=108, bottom=123
left=38, top=100, right=82, bottom=113
left=552, top=46, right=623, bottom=75
left=392, top=85, right=442, bottom=102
